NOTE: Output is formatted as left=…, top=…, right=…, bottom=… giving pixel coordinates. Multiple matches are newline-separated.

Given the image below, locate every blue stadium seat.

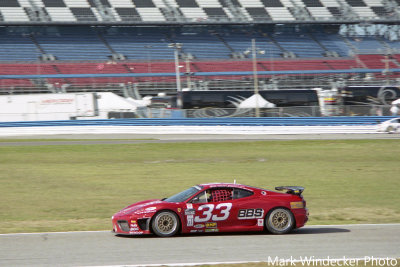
left=0, top=29, right=39, bottom=61
left=34, top=27, right=111, bottom=61
left=102, top=27, right=174, bottom=61
left=271, top=32, right=326, bottom=58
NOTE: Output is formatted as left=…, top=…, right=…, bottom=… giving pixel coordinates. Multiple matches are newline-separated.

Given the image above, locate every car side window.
left=208, top=188, right=233, bottom=202
left=233, top=188, right=254, bottom=199
left=190, top=191, right=208, bottom=204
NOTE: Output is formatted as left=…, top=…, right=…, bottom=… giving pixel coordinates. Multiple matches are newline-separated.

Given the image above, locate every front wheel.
left=151, top=211, right=180, bottom=237
left=265, top=208, right=295, bottom=234
left=386, top=126, right=396, bottom=134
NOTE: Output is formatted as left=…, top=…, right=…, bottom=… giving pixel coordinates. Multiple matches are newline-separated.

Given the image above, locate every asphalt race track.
left=0, top=224, right=399, bottom=267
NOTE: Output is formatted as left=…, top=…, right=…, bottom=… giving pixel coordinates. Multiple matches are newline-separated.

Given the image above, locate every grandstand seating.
left=1, top=55, right=395, bottom=89
left=0, top=29, right=40, bottom=62
left=34, top=28, right=111, bottom=61
left=357, top=54, right=399, bottom=69
left=1, top=26, right=400, bottom=63
left=309, top=32, right=350, bottom=57
left=271, top=33, right=325, bottom=58
left=0, top=21, right=399, bottom=93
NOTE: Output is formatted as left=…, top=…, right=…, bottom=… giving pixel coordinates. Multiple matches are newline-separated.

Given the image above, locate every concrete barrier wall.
left=0, top=116, right=394, bottom=128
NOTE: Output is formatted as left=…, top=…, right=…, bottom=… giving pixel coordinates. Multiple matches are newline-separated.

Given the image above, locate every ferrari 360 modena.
left=112, top=183, right=308, bottom=237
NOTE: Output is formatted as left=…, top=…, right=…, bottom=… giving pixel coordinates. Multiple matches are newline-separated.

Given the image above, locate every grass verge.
left=0, top=139, right=399, bottom=233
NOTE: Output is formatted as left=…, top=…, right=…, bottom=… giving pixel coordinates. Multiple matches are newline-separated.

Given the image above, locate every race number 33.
left=194, top=203, right=232, bottom=222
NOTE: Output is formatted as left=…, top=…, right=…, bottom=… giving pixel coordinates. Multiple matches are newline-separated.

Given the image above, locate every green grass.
left=0, top=139, right=399, bottom=233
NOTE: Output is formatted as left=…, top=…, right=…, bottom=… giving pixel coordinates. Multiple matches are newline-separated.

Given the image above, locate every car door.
left=186, top=187, right=234, bottom=232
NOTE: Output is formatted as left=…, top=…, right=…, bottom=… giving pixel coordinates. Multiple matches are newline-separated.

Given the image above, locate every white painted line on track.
left=78, top=261, right=263, bottom=267
left=78, top=257, right=400, bottom=267
left=301, top=223, right=400, bottom=227
left=1, top=223, right=399, bottom=236
left=0, top=230, right=110, bottom=236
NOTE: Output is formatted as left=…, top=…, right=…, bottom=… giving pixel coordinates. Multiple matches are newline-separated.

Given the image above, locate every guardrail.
left=0, top=116, right=394, bottom=128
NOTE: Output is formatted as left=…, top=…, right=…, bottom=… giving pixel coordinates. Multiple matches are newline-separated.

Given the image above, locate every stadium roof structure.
left=0, top=0, right=399, bottom=25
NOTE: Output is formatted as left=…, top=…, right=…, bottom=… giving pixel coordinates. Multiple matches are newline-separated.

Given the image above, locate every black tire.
left=265, top=208, right=295, bottom=234
left=151, top=211, right=180, bottom=237
left=387, top=126, right=395, bottom=134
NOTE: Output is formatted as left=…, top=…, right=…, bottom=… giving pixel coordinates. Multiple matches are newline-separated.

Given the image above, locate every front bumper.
left=112, top=216, right=152, bottom=235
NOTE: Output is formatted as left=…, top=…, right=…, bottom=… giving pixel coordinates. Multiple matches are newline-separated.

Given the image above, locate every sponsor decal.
left=177, top=208, right=181, bottom=212
left=257, top=219, right=264, bottom=226
left=261, top=191, right=267, bottom=195
left=130, top=227, right=140, bottom=231
left=186, top=203, right=193, bottom=209
left=40, top=98, right=74, bottom=105
left=187, top=215, right=194, bottom=226
left=290, top=201, right=304, bottom=209
left=205, top=222, right=217, bottom=228
left=129, top=231, right=143, bottom=235
left=205, top=228, right=219, bottom=233
left=130, top=220, right=137, bottom=223
left=194, top=224, right=205, bottom=229
left=130, top=223, right=138, bottom=228
left=185, top=208, right=195, bottom=215
left=238, top=208, right=264, bottom=219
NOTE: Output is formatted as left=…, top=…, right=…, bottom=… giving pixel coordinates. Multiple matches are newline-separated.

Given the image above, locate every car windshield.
left=163, top=186, right=202, bottom=203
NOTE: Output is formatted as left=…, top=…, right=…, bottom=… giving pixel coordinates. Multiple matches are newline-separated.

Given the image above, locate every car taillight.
left=290, top=201, right=304, bottom=209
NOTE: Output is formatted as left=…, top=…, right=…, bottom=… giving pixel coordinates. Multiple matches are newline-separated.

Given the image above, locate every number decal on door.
left=194, top=203, right=232, bottom=222
left=195, top=204, right=214, bottom=222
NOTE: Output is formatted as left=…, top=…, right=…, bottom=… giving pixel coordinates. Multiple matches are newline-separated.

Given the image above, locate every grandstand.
left=0, top=0, right=399, bottom=102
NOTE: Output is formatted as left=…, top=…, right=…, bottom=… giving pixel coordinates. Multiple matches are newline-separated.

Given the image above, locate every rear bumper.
left=293, top=208, right=308, bottom=229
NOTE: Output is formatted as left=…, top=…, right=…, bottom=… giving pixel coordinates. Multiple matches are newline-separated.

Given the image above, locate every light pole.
left=168, top=43, right=183, bottom=108
left=245, top=39, right=265, bottom=117
left=185, top=56, right=191, bottom=91
left=144, top=45, right=152, bottom=73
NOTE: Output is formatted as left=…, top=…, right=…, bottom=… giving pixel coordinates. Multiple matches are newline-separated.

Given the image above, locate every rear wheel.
left=151, top=211, right=180, bottom=237
left=265, top=208, right=294, bottom=234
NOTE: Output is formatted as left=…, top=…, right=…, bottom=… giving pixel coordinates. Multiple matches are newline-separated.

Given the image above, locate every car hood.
left=115, top=199, right=163, bottom=216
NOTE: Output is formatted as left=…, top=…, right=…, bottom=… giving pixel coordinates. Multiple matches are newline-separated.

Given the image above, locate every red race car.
left=112, top=183, right=308, bottom=237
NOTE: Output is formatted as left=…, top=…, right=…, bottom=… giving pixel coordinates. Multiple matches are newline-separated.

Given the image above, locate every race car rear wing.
left=275, top=186, right=304, bottom=196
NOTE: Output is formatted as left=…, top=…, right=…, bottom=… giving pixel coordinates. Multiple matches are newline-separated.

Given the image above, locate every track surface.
left=0, top=224, right=399, bottom=267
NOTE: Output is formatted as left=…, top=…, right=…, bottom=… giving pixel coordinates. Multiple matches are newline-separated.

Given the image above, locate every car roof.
left=198, top=183, right=262, bottom=191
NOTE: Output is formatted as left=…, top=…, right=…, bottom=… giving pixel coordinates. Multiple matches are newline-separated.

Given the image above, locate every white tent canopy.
left=238, top=94, right=276, bottom=108
left=392, top=98, right=400, bottom=105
